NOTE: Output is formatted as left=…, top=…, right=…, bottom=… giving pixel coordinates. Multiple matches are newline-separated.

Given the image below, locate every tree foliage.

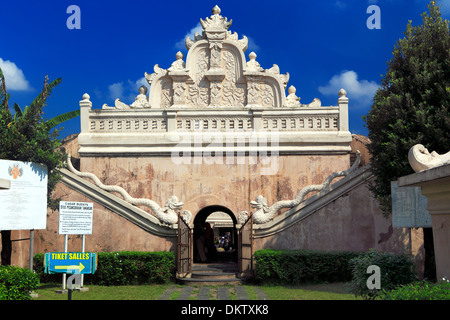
left=0, top=70, right=78, bottom=210
left=363, top=2, right=450, bottom=213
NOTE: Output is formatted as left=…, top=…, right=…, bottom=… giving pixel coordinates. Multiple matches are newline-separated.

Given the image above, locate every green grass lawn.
left=259, top=282, right=359, bottom=300
left=33, top=282, right=359, bottom=300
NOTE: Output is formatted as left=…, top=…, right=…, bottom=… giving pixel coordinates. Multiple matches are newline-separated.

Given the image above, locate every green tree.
left=363, top=1, right=450, bottom=281
left=0, top=68, right=79, bottom=265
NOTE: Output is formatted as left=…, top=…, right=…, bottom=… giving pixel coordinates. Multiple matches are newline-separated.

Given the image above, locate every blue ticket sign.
left=44, top=252, right=97, bottom=274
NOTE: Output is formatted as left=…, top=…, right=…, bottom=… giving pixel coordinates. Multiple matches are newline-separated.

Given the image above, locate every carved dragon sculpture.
left=66, top=154, right=192, bottom=225
left=408, top=144, right=450, bottom=173
left=239, top=151, right=361, bottom=224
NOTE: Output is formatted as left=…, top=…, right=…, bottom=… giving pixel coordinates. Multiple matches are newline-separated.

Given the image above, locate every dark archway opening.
left=193, top=205, right=238, bottom=263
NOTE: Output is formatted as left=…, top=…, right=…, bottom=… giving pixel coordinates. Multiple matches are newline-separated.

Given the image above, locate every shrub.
left=33, top=251, right=176, bottom=286
left=350, top=249, right=417, bottom=299
left=0, top=265, right=40, bottom=300
left=382, top=279, right=450, bottom=300
left=253, top=249, right=361, bottom=284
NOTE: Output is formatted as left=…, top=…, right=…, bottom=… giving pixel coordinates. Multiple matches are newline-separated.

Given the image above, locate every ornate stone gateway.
left=78, top=5, right=351, bottom=157
left=63, top=5, right=359, bottom=278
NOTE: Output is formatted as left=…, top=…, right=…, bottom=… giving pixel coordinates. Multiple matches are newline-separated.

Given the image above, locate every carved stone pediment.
left=142, top=5, right=293, bottom=110
left=79, top=6, right=352, bottom=157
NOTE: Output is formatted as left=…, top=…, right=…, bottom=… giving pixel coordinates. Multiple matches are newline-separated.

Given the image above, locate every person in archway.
left=204, top=223, right=216, bottom=261
left=194, top=222, right=207, bottom=263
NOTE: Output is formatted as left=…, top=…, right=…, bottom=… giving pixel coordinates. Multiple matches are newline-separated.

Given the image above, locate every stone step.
left=177, top=262, right=247, bottom=285
left=192, top=263, right=238, bottom=273
left=178, top=276, right=245, bottom=286
left=191, top=271, right=238, bottom=280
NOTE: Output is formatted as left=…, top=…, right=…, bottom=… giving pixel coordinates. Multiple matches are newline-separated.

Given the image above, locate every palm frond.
left=45, top=109, right=80, bottom=130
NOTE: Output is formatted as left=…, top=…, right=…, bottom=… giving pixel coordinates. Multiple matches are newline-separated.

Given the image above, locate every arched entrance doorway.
left=193, top=205, right=238, bottom=263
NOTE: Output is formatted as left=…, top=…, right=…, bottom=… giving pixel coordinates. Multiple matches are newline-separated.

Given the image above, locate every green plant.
left=253, top=249, right=361, bottom=284
left=0, top=265, right=40, bottom=300
left=382, top=279, right=450, bottom=300
left=349, top=249, right=417, bottom=299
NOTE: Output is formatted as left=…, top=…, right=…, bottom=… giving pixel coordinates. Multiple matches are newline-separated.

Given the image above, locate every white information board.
left=59, top=201, right=93, bottom=235
left=0, top=159, right=48, bottom=230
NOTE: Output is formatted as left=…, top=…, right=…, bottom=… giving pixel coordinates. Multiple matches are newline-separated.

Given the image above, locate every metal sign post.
left=58, top=201, right=93, bottom=291
left=44, top=251, right=97, bottom=300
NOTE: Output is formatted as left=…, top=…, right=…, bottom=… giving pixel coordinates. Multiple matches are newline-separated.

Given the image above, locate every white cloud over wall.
left=318, top=70, right=379, bottom=108
left=108, top=77, right=149, bottom=103
left=175, top=22, right=203, bottom=50
left=0, top=58, right=32, bottom=91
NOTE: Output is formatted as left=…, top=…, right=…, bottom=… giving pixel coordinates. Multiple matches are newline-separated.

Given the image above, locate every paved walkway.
left=157, top=285, right=269, bottom=301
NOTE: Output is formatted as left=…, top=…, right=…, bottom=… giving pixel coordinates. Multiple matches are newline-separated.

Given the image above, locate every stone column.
left=79, top=93, right=92, bottom=134
left=399, top=164, right=450, bottom=281
left=338, top=88, right=349, bottom=132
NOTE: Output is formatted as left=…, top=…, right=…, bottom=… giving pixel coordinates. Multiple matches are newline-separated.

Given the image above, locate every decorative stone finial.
left=200, top=5, right=232, bottom=31
left=338, top=88, right=347, bottom=98
left=246, top=52, right=263, bottom=72
left=168, top=51, right=186, bottom=71
left=175, top=51, right=184, bottom=60
left=285, top=85, right=301, bottom=107
left=288, top=85, right=296, bottom=95
left=82, top=93, right=90, bottom=100
left=212, top=5, right=221, bottom=15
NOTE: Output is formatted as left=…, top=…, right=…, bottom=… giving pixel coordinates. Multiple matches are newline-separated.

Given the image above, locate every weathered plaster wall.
left=79, top=153, right=350, bottom=221
left=253, top=178, right=425, bottom=275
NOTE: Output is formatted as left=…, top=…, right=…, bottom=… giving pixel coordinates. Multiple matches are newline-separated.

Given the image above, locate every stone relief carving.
left=408, top=144, right=450, bottom=172
left=66, top=154, right=192, bottom=225
left=239, top=151, right=361, bottom=224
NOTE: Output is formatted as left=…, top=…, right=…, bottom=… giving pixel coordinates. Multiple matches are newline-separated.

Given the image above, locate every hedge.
left=349, top=249, right=417, bottom=299
left=0, top=265, right=40, bottom=300
left=33, top=251, right=176, bottom=285
left=253, top=249, right=362, bottom=284
left=382, top=280, right=450, bottom=300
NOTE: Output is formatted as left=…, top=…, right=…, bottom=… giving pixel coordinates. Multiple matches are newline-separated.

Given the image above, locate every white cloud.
left=318, top=70, right=379, bottom=107
left=243, top=35, right=260, bottom=53
left=437, top=0, right=450, bottom=16
left=107, top=77, right=150, bottom=103
left=175, top=22, right=203, bottom=50
left=0, top=58, right=32, bottom=91
left=108, top=82, right=125, bottom=100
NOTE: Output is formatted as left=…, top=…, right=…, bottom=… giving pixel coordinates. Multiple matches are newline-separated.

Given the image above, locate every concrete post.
left=79, top=93, right=92, bottom=134
left=338, top=88, right=349, bottom=132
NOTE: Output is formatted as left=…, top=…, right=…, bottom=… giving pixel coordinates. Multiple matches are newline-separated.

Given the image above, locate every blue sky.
left=1, top=0, right=448, bottom=138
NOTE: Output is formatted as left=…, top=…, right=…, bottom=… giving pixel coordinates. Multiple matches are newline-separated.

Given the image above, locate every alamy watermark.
left=170, top=129, right=280, bottom=175
left=367, top=5, right=381, bottom=30
left=366, top=265, right=381, bottom=290
left=67, top=5, right=81, bottom=30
